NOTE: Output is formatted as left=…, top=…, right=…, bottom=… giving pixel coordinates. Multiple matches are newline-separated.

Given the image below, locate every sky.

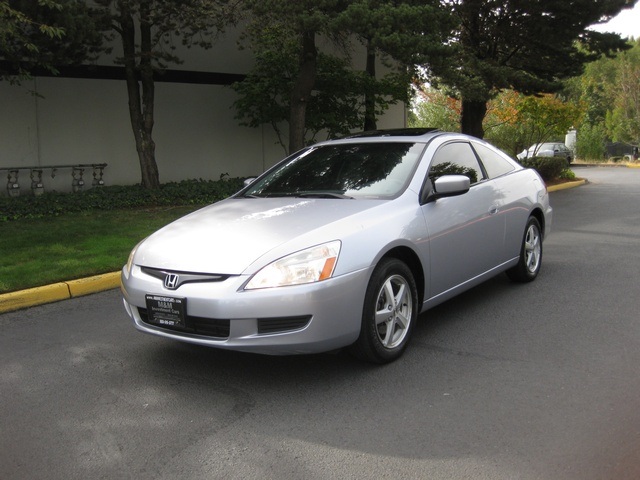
left=589, top=2, right=640, bottom=38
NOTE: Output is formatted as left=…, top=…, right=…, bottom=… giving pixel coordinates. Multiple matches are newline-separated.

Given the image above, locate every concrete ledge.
left=0, top=272, right=121, bottom=314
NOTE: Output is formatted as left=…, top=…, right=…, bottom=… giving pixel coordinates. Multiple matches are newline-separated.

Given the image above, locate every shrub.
left=559, top=168, right=577, bottom=181
left=0, top=178, right=245, bottom=222
left=519, top=156, right=566, bottom=181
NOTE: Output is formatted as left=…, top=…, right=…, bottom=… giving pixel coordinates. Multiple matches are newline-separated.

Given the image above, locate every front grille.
left=258, top=315, right=311, bottom=334
left=138, top=307, right=230, bottom=339
left=141, top=267, right=230, bottom=290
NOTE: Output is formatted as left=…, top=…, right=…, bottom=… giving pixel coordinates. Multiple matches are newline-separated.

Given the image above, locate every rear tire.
left=507, top=216, right=543, bottom=283
left=349, top=258, right=418, bottom=364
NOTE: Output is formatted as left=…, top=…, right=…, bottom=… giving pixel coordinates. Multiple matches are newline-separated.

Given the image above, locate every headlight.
left=124, top=239, right=145, bottom=279
left=245, top=241, right=341, bottom=290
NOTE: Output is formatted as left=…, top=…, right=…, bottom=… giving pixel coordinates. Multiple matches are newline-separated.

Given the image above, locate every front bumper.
left=121, top=265, right=371, bottom=355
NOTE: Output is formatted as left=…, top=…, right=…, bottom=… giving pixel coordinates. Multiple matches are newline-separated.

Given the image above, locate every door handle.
left=489, top=206, right=499, bottom=215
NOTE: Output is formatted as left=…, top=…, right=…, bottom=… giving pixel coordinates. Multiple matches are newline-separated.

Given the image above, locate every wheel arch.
left=530, top=207, right=546, bottom=239
left=379, top=246, right=425, bottom=307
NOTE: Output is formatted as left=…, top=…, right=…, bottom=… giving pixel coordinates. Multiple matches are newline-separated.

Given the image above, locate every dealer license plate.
left=145, top=295, right=186, bottom=328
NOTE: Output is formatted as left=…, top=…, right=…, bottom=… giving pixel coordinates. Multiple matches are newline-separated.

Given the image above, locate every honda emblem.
left=164, top=274, right=180, bottom=290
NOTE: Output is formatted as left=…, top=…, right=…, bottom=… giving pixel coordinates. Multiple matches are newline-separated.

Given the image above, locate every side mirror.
left=243, top=177, right=256, bottom=187
left=423, top=175, right=470, bottom=204
left=434, top=175, right=470, bottom=196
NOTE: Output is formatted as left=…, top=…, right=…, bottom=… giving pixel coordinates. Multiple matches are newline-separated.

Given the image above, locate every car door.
left=420, top=141, right=506, bottom=299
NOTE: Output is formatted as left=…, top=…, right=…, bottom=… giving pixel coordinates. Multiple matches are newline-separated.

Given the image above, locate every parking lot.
left=1, top=167, right=639, bottom=480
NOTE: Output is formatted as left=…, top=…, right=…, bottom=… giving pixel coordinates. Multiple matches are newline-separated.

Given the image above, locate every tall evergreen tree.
left=429, top=0, right=634, bottom=138
left=236, top=0, right=453, bottom=153
left=335, top=0, right=453, bottom=131
left=239, top=0, right=352, bottom=154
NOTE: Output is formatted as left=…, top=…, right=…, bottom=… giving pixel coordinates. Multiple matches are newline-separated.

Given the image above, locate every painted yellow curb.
left=0, top=282, right=70, bottom=313
left=547, top=179, right=587, bottom=192
left=67, top=271, right=121, bottom=297
left=0, top=271, right=121, bottom=314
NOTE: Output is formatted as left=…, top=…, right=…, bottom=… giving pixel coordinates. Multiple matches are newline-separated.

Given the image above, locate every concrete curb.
left=573, top=163, right=640, bottom=168
left=0, top=178, right=591, bottom=315
left=0, top=271, right=121, bottom=314
left=547, top=179, right=587, bottom=192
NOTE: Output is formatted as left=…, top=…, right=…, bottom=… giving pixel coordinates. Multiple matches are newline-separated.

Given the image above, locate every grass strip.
left=0, top=205, right=201, bottom=293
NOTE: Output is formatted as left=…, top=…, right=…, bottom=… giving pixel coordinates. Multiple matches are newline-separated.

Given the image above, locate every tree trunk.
left=460, top=98, right=488, bottom=139
left=289, top=30, right=317, bottom=154
left=363, top=39, right=377, bottom=131
left=118, top=1, right=160, bottom=189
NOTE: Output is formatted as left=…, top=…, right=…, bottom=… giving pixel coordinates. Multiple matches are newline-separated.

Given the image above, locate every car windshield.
left=242, top=142, right=426, bottom=199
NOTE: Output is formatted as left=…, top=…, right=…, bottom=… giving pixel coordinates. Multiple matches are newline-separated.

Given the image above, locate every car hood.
left=134, top=197, right=383, bottom=274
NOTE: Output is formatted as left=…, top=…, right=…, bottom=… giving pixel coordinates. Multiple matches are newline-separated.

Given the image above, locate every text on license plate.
left=145, top=294, right=186, bottom=328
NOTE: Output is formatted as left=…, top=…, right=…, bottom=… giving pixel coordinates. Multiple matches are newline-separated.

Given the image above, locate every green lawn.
left=0, top=205, right=201, bottom=293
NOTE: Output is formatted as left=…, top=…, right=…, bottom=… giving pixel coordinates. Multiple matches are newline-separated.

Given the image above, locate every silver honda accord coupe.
left=121, top=129, right=552, bottom=363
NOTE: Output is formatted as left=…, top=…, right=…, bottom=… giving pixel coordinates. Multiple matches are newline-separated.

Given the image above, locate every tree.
left=94, top=0, right=238, bottom=189
left=237, top=0, right=352, bottom=154
left=514, top=94, right=583, bottom=151
left=410, top=87, right=583, bottom=156
left=1, top=0, right=103, bottom=83
left=575, top=122, right=606, bottom=160
left=482, top=90, right=524, bottom=154
left=564, top=38, right=640, bottom=155
left=408, top=85, right=461, bottom=132
left=428, top=0, right=633, bottom=139
left=605, top=39, right=640, bottom=142
left=235, top=0, right=452, bottom=154
left=334, top=0, right=453, bottom=130
left=484, top=91, right=584, bottom=156
left=564, top=52, right=619, bottom=127
left=234, top=20, right=377, bottom=153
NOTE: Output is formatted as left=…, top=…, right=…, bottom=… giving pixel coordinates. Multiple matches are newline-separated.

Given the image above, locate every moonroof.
left=340, top=128, right=439, bottom=139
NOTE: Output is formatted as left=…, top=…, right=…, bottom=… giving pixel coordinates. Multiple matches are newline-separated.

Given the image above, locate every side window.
left=428, top=142, right=485, bottom=185
left=472, top=142, right=516, bottom=179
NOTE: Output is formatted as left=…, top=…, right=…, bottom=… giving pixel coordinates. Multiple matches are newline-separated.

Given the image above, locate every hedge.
left=518, top=156, right=567, bottom=181
left=0, top=178, right=245, bottom=222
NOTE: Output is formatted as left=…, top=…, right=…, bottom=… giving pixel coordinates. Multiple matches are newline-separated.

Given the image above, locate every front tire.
left=350, top=258, right=418, bottom=364
left=507, top=216, right=543, bottom=283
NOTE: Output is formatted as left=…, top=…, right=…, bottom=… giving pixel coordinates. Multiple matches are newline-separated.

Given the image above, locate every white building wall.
left=0, top=30, right=406, bottom=195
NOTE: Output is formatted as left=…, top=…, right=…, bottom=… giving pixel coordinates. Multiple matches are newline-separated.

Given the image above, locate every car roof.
left=341, top=128, right=440, bottom=139
left=318, top=128, right=452, bottom=146
left=291, top=130, right=522, bottom=170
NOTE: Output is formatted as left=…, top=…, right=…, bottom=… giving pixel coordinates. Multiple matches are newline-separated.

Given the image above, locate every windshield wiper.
left=296, top=192, right=354, bottom=199
left=241, top=193, right=288, bottom=198
left=241, top=192, right=354, bottom=199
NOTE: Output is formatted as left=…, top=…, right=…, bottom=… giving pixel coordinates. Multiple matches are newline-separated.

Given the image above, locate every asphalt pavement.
left=1, top=166, right=640, bottom=479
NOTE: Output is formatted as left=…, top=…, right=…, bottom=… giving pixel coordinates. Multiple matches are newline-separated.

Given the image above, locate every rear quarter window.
left=472, top=143, right=516, bottom=179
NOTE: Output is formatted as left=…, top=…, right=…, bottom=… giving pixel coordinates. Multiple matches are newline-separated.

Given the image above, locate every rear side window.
left=429, top=142, right=485, bottom=185
left=472, top=143, right=516, bottom=179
